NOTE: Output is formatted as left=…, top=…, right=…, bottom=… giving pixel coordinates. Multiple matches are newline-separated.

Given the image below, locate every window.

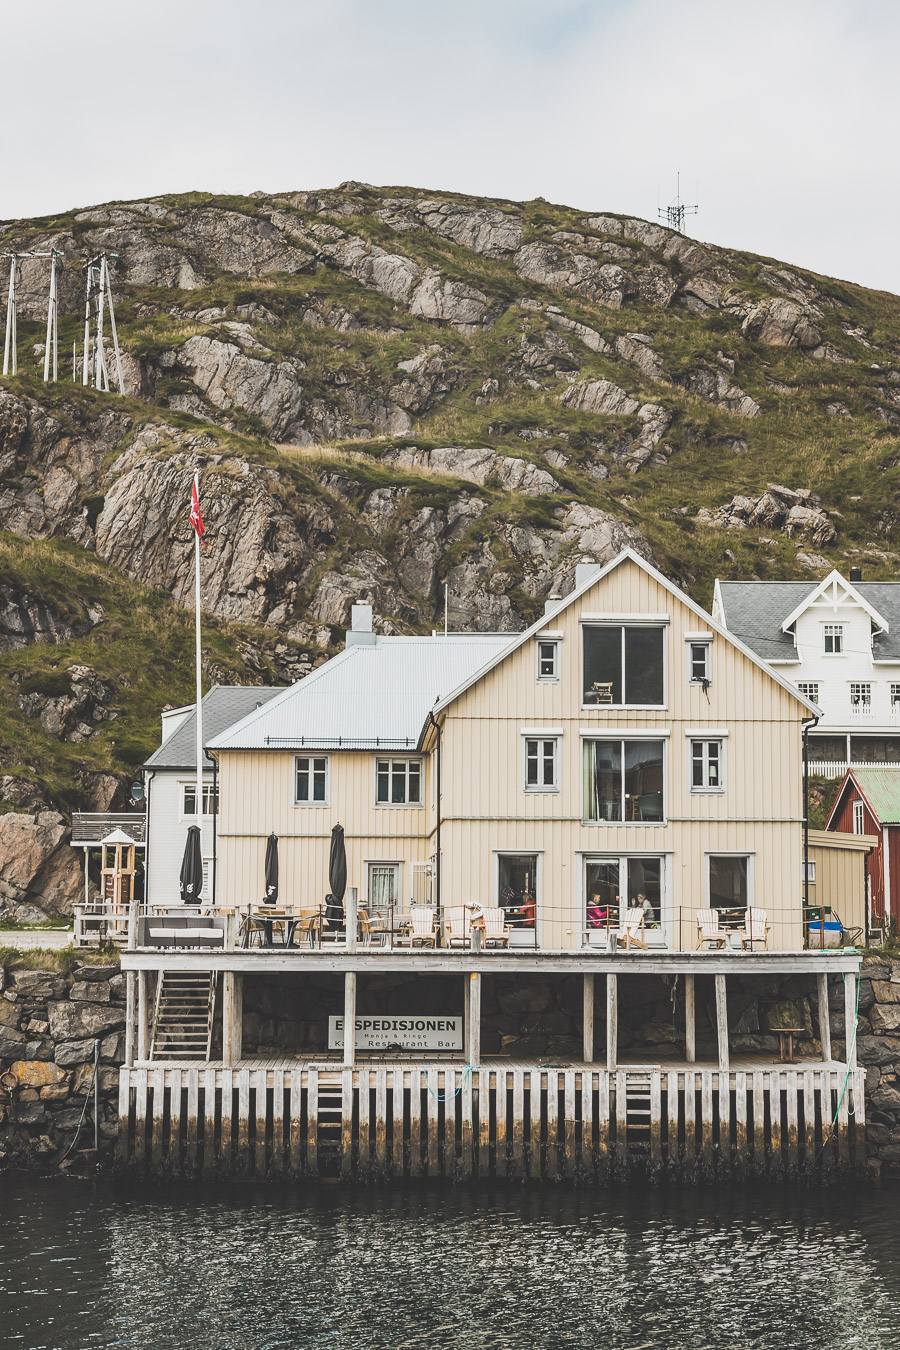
left=536, top=640, right=559, bottom=682
left=892, top=683, right=900, bottom=708
left=585, top=856, right=663, bottom=939
left=824, top=624, right=844, bottom=654
left=498, top=853, right=538, bottom=935
left=583, top=625, right=664, bottom=706
left=802, top=861, right=816, bottom=884
left=691, top=739, right=723, bottom=791
left=368, top=862, right=399, bottom=915
left=181, top=782, right=218, bottom=817
left=850, top=683, right=871, bottom=707
left=583, top=739, right=664, bottom=822
left=295, top=755, right=328, bottom=804
left=797, top=682, right=820, bottom=703
left=524, top=738, right=559, bottom=791
left=709, top=855, right=749, bottom=912
left=688, top=642, right=710, bottom=684
left=853, top=800, right=865, bottom=834
left=375, top=758, right=422, bottom=806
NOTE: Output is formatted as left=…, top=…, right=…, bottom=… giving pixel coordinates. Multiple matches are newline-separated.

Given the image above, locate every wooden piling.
left=271, top=1069, right=285, bottom=1174
left=168, top=1068, right=183, bottom=1171
left=752, top=1070, right=766, bottom=1174
left=341, top=1070, right=354, bottom=1179
left=685, top=974, right=696, bottom=1063
left=700, top=1073, right=713, bottom=1172
left=511, top=1071, right=525, bottom=1180
left=817, top=973, right=832, bottom=1062
left=444, top=1068, right=457, bottom=1178
left=717, top=1071, right=731, bottom=1172
left=529, top=1070, right=543, bottom=1180
left=583, top=974, right=594, bottom=1063
left=289, top=1071, right=302, bottom=1176
left=595, top=1071, right=609, bottom=1177
left=478, top=1069, right=492, bottom=1177
left=802, top=1068, right=817, bottom=1170
left=392, top=1070, right=405, bottom=1178
left=150, top=1067, right=165, bottom=1171
left=461, top=1069, right=474, bottom=1178
left=237, top=1071, right=250, bottom=1174
left=734, top=1072, right=748, bottom=1179
left=581, top=1071, right=594, bottom=1175
left=683, top=1071, right=696, bottom=1169
left=253, top=1068, right=268, bottom=1177
left=202, top=1067, right=216, bottom=1176
left=666, top=1071, right=679, bottom=1171
left=546, top=1071, right=559, bottom=1180
left=374, top=1069, right=387, bottom=1174
left=563, top=1070, right=576, bottom=1176
left=650, top=1074, right=662, bottom=1171
left=769, top=1074, right=783, bottom=1179
left=116, top=1070, right=131, bottom=1164
left=785, top=1071, right=799, bottom=1175
left=495, top=1070, right=508, bottom=1179
left=220, top=1068, right=234, bottom=1172
left=426, top=1068, right=440, bottom=1176
left=614, top=1070, right=628, bottom=1168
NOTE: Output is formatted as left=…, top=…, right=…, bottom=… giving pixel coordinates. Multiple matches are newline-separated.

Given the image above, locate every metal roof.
left=207, top=636, right=512, bottom=752
left=146, top=685, right=281, bottom=769
left=844, top=768, right=900, bottom=825
left=717, top=579, right=900, bottom=662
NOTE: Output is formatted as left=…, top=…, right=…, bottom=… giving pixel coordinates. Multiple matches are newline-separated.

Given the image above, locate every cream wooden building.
left=209, top=550, right=816, bottom=952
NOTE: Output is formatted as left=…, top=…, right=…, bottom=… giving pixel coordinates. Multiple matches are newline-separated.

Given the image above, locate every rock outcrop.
left=0, top=811, right=83, bottom=923
left=696, top=484, right=836, bottom=546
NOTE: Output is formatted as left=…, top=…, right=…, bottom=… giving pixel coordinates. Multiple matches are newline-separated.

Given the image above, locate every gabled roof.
left=780, top=570, right=888, bottom=634
left=716, top=576, right=900, bottom=663
left=827, top=767, right=900, bottom=828
left=207, top=635, right=511, bottom=752
left=146, top=685, right=281, bottom=769
left=433, top=549, right=819, bottom=719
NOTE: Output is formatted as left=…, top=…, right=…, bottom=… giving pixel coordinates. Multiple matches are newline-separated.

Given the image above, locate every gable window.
left=375, top=758, right=423, bottom=806
left=583, top=739, right=664, bottom=823
left=853, top=800, right=865, bottom=834
left=850, top=682, right=871, bottom=707
left=688, top=642, right=711, bottom=684
left=181, top=782, right=218, bottom=817
left=824, top=624, right=844, bottom=654
left=797, top=681, right=819, bottom=703
left=295, top=755, right=328, bottom=805
left=524, top=737, right=559, bottom=792
left=536, top=640, right=560, bottom=682
left=691, top=739, right=723, bottom=791
left=582, top=625, right=664, bottom=707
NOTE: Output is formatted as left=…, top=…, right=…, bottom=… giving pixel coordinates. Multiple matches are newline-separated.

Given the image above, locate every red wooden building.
left=826, top=767, right=900, bottom=933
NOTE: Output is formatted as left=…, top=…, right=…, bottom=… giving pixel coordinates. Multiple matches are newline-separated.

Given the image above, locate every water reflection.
left=1, top=1180, right=898, bottom=1349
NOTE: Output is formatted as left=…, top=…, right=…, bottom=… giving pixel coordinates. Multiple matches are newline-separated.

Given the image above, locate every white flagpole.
left=194, top=471, right=204, bottom=873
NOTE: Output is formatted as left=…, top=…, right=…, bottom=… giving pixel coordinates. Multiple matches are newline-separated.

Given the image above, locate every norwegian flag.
left=189, top=479, right=205, bottom=545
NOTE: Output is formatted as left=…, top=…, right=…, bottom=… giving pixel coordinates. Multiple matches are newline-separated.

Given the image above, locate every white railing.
left=809, top=758, right=900, bottom=778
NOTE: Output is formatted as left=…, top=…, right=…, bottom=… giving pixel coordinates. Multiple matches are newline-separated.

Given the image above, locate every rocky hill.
left=2, top=183, right=900, bottom=917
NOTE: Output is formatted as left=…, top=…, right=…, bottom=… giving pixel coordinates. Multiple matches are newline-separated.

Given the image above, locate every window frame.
left=852, top=800, right=865, bottom=834
left=706, top=851, right=754, bottom=913
left=373, top=756, right=424, bottom=808
left=179, top=780, right=218, bottom=820
left=522, top=733, right=560, bottom=793
left=850, top=682, right=872, bottom=707
left=294, top=754, right=330, bottom=807
left=687, top=639, right=711, bottom=685
left=581, top=734, right=667, bottom=825
left=796, top=681, right=820, bottom=704
left=689, top=737, right=726, bottom=794
left=535, top=638, right=561, bottom=683
left=580, top=621, right=667, bottom=711
left=582, top=852, right=668, bottom=947
left=823, top=623, right=845, bottom=655
left=891, top=683, right=900, bottom=709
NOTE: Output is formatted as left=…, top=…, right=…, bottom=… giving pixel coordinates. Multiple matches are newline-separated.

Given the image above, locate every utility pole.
left=2, top=254, right=17, bottom=376
left=82, top=253, right=127, bottom=395
left=3, top=250, right=64, bottom=381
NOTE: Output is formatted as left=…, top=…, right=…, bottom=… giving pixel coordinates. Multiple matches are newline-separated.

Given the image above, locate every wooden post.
left=844, top=971, right=858, bottom=1069
left=606, top=974, right=617, bottom=1072
left=715, top=974, right=729, bottom=1073
left=685, top=974, right=696, bottom=1064
left=343, top=972, right=357, bottom=1068
left=346, top=886, right=358, bottom=952
left=222, top=972, right=243, bottom=1067
left=137, top=970, right=150, bottom=1062
left=817, top=972, right=832, bottom=1062
left=468, top=973, right=481, bottom=1067
left=124, top=897, right=138, bottom=1067
left=583, top=973, right=594, bottom=1064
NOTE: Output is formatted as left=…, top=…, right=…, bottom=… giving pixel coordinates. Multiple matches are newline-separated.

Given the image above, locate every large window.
left=524, top=737, right=559, bottom=791
left=691, top=739, right=723, bottom=791
left=295, top=755, right=328, bottom=804
left=709, top=855, right=749, bottom=912
left=583, top=739, right=664, bottom=822
left=375, top=758, right=423, bottom=805
left=585, top=856, right=663, bottom=940
left=850, top=682, right=871, bottom=707
left=181, top=782, right=218, bottom=817
left=582, top=625, right=664, bottom=707
left=498, top=853, right=538, bottom=936
left=824, top=624, right=844, bottom=654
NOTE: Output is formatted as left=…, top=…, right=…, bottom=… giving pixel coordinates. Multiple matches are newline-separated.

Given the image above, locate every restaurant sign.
left=328, top=1015, right=463, bottom=1051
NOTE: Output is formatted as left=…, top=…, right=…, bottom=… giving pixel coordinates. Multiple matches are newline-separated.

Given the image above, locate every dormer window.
left=824, top=624, right=844, bottom=654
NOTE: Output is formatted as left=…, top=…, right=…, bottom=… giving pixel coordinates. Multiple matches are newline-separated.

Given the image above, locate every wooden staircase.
left=149, top=971, right=217, bottom=1061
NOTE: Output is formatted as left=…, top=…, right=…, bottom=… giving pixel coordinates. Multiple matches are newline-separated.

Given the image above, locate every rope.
left=423, top=1064, right=473, bottom=1101
left=57, top=1041, right=100, bottom=1163
left=819, top=972, right=860, bottom=1152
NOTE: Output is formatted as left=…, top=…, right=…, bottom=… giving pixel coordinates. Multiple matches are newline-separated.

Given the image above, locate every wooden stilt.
left=785, top=1070, right=799, bottom=1175
left=715, top=974, right=729, bottom=1073
left=374, top=1069, right=387, bottom=1174
left=650, top=1074, right=662, bottom=1170
left=357, top=1068, right=371, bottom=1178
left=392, top=1069, right=405, bottom=1178
left=461, top=1069, right=474, bottom=1178
left=116, top=1069, right=131, bottom=1163
left=802, top=1068, right=817, bottom=1170
left=769, top=1073, right=783, bottom=1178
left=168, top=1068, right=183, bottom=1171
left=426, top=1068, right=439, bottom=1176
left=581, top=1070, right=595, bottom=1174
left=529, top=1069, right=543, bottom=1180
left=220, top=1068, right=234, bottom=1171
left=495, top=1069, right=508, bottom=1179
left=511, top=1070, right=525, bottom=1180
left=817, top=972, right=832, bottom=1062
left=134, top=1066, right=148, bottom=1164
left=700, top=1073, right=714, bottom=1171
left=606, top=974, right=618, bottom=1072
left=683, top=1071, right=696, bottom=1167
left=468, top=974, right=481, bottom=1067
left=222, top=973, right=242, bottom=1067
left=271, top=1069, right=285, bottom=1173
left=237, top=1070, right=250, bottom=1173
left=478, top=1069, right=491, bottom=1177
left=343, top=973, right=356, bottom=1068
left=201, top=1067, right=216, bottom=1176
left=444, top=1068, right=457, bottom=1178
left=137, top=972, right=149, bottom=1063
left=563, top=1070, right=576, bottom=1175
left=685, top=974, right=696, bottom=1063
left=718, top=1070, right=731, bottom=1171
left=150, top=1067, right=165, bottom=1171
left=546, top=1071, right=559, bottom=1180
left=844, top=973, right=858, bottom=1069
left=752, top=1070, right=766, bottom=1174
left=666, top=1070, right=680, bottom=1170
left=614, top=1070, right=628, bottom=1167
left=341, top=1069, right=354, bottom=1179
left=289, top=1071, right=302, bottom=1176
left=734, top=1072, right=748, bottom=1178
left=305, top=1068, right=319, bottom=1177
left=253, top=1068, right=268, bottom=1177
left=595, top=1071, right=609, bottom=1176
left=583, top=974, right=594, bottom=1063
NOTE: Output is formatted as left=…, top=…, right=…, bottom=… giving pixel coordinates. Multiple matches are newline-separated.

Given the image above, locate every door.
left=497, top=853, right=540, bottom=947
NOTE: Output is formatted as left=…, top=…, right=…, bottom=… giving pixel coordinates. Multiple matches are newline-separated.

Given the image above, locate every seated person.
left=634, top=892, right=656, bottom=927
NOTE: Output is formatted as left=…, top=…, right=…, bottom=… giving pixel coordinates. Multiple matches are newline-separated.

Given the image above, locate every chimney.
left=544, top=593, right=562, bottom=616
left=575, top=562, right=604, bottom=590
left=346, top=603, right=376, bottom=647
left=849, top=566, right=862, bottom=583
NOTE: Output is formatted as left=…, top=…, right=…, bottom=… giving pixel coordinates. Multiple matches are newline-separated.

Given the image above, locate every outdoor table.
left=776, top=1027, right=804, bottom=1063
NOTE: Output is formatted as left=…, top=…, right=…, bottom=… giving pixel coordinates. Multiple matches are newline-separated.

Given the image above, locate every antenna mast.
left=658, top=171, right=698, bottom=234
left=82, top=252, right=127, bottom=395
left=2, top=250, right=64, bottom=380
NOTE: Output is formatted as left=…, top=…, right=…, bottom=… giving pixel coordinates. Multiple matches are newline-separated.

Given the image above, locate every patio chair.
left=481, top=907, right=511, bottom=948
left=612, top=907, right=648, bottom=951
left=401, top=906, right=437, bottom=948
left=358, top=908, right=389, bottom=947
left=696, top=908, right=730, bottom=951
left=444, top=905, right=472, bottom=948
left=740, top=907, right=771, bottom=951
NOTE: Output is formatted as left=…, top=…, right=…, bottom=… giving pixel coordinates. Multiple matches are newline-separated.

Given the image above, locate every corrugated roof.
left=717, top=579, right=900, bottom=662
left=207, top=636, right=512, bottom=751
left=847, top=768, right=900, bottom=825
left=146, top=685, right=281, bottom=769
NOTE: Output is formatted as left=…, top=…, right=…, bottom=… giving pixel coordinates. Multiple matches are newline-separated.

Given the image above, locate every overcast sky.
left=3, top=0, right=898, bottom=294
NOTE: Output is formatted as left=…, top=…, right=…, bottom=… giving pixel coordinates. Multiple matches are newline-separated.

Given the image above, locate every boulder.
left=871, top=1004, right=900, bottom=1033
left=8, top=969, right=67, bottom=1001
left=54, top=1038, right=101, bottom=1067
left=559, top=379, right=640, bottom=417
left=47, top=1001, right=125, bottom=1041
left=0, top=811, right=83, bottom=922
left=8, top=1059, right=66, bottom=1088
left=872, top=980, right=900, bottom=1005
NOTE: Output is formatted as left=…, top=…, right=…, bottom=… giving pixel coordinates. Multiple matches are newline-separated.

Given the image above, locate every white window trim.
left=294, top=753, right=330, bottom=807
left=364, top=860, right=403, bottom=911
left=581, top=736, right=668, bottom=827
left=521, top=733, right=561, bottom=794
left=686, top=637, right=712, bottom=685
left=372, top=755, right=425, bottom=808
left=493, top=849, right=543, bottom=948
left=853, top=800, right=865, bottom=834
left=580, top=621, right=668, bottom=712
left=689, top=737, right=726, bottom=795
left=705, top=851, right=755, bottom=910
left=179, top=779, right=217, bottom=820
left=535, top=636, right=561, bottom=683
left=578, top=851, right=672, bottom=948
left=823, top=622, right=845, bottom=655
left=849, top=682, right=872, bottom=706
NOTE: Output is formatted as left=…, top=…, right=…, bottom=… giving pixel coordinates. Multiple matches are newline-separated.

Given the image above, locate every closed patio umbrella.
left=326, top=823, right=346, bottom=929
left=179, top=825, right=204, bottom=904
left=263, top=832, right=279, bottom=906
